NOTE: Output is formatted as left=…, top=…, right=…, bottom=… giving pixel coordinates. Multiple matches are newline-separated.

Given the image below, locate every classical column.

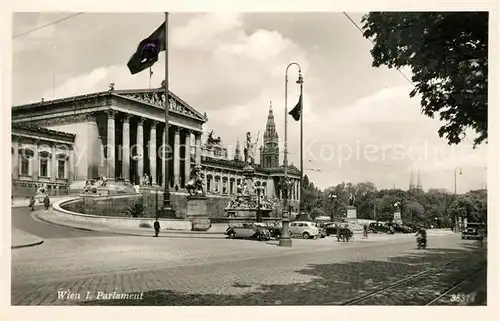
left=184, top=129, right=192, bottom=186
left=195, top=132, right=202, bottom=166
left=106, top=110, right=117, bottom=179
left=137, top=117, right=145, bottom=180
left=150, top=121, right=158, bottom=186
left=12, top=138, right=19, bottom=180
left=162, top=125, right=166, bottom=186
left=173, top=126, right=181, bottom=187
left=32, top=140, right=39, bottom=182
left=51, top=143, right=57, bottom=182
left=122, top=114, right=131, bottom=181
left=68, top=147, right=75, bottom=183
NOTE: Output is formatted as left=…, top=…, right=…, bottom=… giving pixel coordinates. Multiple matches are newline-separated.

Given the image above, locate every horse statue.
left=186, top=165, right=204, bottom=196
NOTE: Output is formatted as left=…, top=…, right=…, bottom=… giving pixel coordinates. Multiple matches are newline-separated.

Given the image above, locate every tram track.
left=338, top=256, right=486, bottom=306
left=425, top=266, right=486, bottom=306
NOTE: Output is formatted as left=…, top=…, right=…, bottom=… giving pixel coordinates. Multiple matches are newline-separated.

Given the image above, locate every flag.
left=288, top=94, right=302, bottom=121
left=127, top=22, right=166, bottom=75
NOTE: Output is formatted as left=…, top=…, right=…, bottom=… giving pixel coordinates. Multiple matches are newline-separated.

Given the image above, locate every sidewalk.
left=12, top=228, right=44, bottom=249
left=34, top=209, right=226, bottom=239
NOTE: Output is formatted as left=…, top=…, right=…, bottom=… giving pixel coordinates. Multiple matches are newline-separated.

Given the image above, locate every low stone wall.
left=61, top=194, right=144, bottom=217
left=141, top=189, right=232, bottom=219
left=54, top=197, right=192, bottom=231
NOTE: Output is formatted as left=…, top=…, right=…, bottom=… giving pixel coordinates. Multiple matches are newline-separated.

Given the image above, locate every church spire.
left=409, top=166, right=415, bottom=190
left=260, top=100, right=279, bottom=168
left=416, top=168, right=422, bottom=191
left=234, top=138, right=242, bottom=161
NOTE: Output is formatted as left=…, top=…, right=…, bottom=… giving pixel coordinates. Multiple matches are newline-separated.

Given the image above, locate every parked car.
left=368, top=222, right=394, bottom=234
left=314, top=223, right=327, bottom=238
left=254, top=222, right=282, bottom=239
left=226, top=223, right=271, bottom=241
left=462, top=222, right=485, bottom=240
left=323, top=222, right=341, bottom=236
left=387, top=222, right=412, bottom=233
left=289, top=221, right=320, bottom=239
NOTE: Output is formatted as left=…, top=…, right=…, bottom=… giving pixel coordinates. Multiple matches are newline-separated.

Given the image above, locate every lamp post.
left=454, top=167, right=462, bottom=232
left=255, top=182, right=263, bottom=223
left=280, top=62, right=302, bottom=248
left=328, top=193, right=337, bottom=222
left=162, top=12, right=173, bottom=215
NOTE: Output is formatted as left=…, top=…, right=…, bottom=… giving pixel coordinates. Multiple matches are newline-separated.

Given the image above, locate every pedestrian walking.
left=29, top=196, right=35, bottom=211
left=363, top=224, right=368, bottom=239
left=153, top=218, right=161, bottom=237
left=43, top=194, right=50, bottom=210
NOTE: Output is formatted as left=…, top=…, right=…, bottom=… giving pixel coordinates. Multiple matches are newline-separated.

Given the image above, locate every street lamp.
left=280, top=62, right=302, bottom=248
left=453, top=167, right=462, bottom=232
left=255, top=182, right=264, bottom=223
left=328, top=193, right=337, bottom=222
left=454, top=167, right=463, bottom=195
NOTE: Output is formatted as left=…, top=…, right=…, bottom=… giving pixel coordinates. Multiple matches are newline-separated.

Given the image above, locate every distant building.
left=408, top=167, right=423, bottom=192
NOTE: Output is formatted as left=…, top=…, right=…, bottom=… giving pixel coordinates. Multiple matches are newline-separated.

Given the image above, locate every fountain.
left=224, top=164, right=273, bottom=222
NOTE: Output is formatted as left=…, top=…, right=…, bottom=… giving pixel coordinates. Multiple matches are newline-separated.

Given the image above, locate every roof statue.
left=206, top=130, right=222, bottom=146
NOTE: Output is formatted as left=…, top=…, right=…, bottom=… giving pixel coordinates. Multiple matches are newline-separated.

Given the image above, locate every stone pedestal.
left=393, top=211, right=403, bottom=224
left=187, top=195, right=210, bottom=231
left=347, top=206, right=358, bottom=223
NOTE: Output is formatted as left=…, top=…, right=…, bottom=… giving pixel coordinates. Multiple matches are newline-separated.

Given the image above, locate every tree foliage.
left=300, top=177, right=487, bottom=228
left=361, top=12, right=488, bottom=147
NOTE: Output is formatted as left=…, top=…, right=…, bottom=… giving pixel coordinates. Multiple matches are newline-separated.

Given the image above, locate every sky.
left=11, top=12, right=488, bottom=193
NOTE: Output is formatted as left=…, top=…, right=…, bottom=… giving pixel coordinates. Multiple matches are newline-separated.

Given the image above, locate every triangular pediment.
left=112, top=89, right=207, bottom=123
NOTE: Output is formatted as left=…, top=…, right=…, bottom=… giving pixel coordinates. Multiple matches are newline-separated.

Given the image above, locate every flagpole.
left=297, top=73, right=304, bottom=218
left=162, top=12, right=172, bottom=214
left=280, top=62, right=301, bottom=247
left=149, top=68, right=152, bottom=89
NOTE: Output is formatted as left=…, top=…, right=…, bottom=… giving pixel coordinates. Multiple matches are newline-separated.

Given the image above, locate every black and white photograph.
left=3, top=1, right=497, bottom=319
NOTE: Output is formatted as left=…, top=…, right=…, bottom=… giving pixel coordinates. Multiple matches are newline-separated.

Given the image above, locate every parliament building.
left=11, top=86, right=301, bottom=209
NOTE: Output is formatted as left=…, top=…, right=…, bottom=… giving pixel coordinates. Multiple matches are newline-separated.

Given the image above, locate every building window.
left=230, top=181, right=234, bottom=194
left=58, top=160, right=65, bottom=179
left=222, top=181, right=227, bottom=194
left=40, top=159, right=48, bottom=177
left=20, top=156, right=29, bottom=176
left=207, top=179, right=211, bottom=192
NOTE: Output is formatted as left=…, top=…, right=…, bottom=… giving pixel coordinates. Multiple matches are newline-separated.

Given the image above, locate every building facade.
left=11, top=86, right=301, bottom=207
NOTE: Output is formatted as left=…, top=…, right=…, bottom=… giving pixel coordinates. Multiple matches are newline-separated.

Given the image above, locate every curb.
left=11, top=239, right=44, bottom=249
left=32, top=211, right=225, bottom=239
left=32, top=211, right=92, bottom=232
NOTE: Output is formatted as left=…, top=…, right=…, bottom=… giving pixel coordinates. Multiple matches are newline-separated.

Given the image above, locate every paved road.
left=11, top=230, right=485, bottom=306
left=11, top=207, right=116, bottom=239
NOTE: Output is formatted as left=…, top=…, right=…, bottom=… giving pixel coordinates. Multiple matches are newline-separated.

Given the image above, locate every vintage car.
left=289, top=221, right=320, bottom=239
left=225, top=223, right=271, bottom=241
left=461, top=222, right=485, bottom=240
left=368, top=222, right=394, bottom=234
left=386, top=222, right=412, bottom=233
left=254, top=222, right=282, bottom=240
left=323, top=222, right=342, bottom=236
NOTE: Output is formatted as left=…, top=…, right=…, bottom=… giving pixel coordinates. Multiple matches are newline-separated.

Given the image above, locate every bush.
left=127, top=198, right=146, bottom=218
left=139, top=222, right=152, bottom=228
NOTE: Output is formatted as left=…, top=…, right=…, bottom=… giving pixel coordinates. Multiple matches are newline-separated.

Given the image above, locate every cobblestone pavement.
left=11, top=231, right=485, bottom=306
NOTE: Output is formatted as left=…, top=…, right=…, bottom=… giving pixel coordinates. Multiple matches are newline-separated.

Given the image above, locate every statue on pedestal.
left=243, top=132, right=258, bottom=165
left=348, top=193, right=355, bottom=207
left=186, top=164, right=205, bottom=196
left=36, top=183, right=48, bottom=195
left=140, top=174, right=150, bottom=186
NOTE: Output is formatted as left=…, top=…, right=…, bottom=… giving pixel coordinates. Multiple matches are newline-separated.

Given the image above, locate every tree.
left=362, top=12, right=488, bottom=147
